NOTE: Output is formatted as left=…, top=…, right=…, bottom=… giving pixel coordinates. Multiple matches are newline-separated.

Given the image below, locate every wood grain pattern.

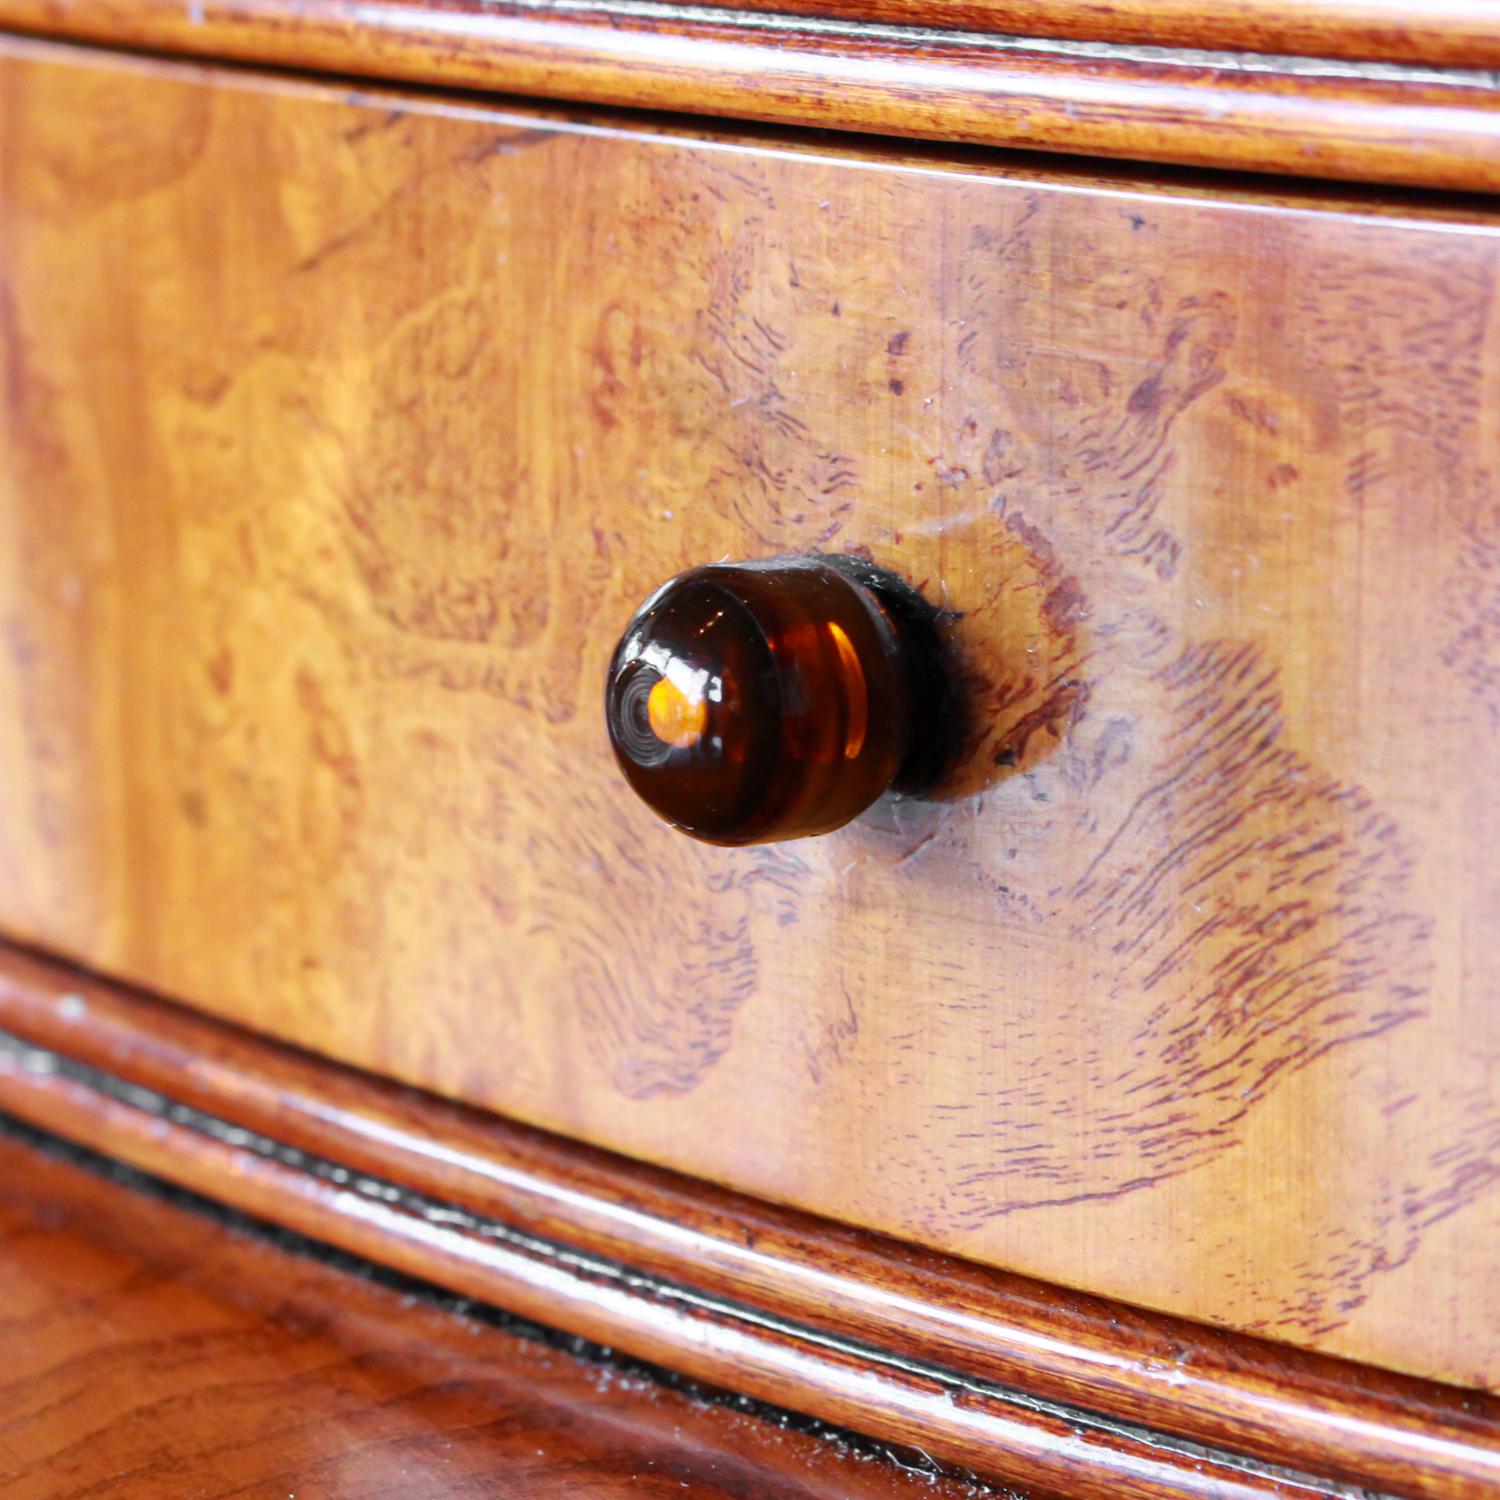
left=0, top=1124, right=1021, bottom=1500
left=1, top=4, right=1500, bottom=192
left=1, top=40, right=1499, bottom=1394
left=717, top=1, right=1500, bottom=69
left=1, top=940, right=1497, bottom=1500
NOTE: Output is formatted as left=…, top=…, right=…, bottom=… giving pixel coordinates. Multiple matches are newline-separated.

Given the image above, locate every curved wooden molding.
left=0, top=943, right=1495, bottom=1499
left=720, top=1, right=1500, bottom=68
left=0, top=1124, right=1029, bottom=1500
left=0, top=2, right=1498, bottom=190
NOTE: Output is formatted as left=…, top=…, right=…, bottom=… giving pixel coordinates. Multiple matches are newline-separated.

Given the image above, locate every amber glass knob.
left=605, top=556, right=933, bottom=845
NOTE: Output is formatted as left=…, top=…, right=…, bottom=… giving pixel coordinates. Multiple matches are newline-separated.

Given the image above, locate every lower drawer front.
left=2, top=38, right=1498, bottom=1391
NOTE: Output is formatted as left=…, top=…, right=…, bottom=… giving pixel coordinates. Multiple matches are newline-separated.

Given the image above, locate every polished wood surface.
left=2, top=40, right=1499, bottom=1394
left=0, top=993, right=1327, bottom=1500
left=0, top=1124, right=1019, bottom=1500
left=727, top=0, right=1500, bottom=68
left=2, top=5, right=1500, bottom=191
left=1, top=941, right=1496, bottom=1500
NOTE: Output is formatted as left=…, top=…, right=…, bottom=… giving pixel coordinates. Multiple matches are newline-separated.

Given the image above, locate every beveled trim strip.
left=0, top=1029, right=1343, bottom=1500
left=0, top=944, right=1495, bottom=1497
left=683, top=0, right=1500, bottom=69
left=0, top=2, right=1498, bottom=190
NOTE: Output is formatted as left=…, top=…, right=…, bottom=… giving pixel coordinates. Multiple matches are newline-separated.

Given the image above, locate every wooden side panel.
left=1, top=42, right=1499, bottom=1390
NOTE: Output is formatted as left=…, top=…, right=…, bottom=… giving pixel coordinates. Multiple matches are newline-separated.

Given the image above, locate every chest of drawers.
left=0, top=8, right=1498, bottom=1496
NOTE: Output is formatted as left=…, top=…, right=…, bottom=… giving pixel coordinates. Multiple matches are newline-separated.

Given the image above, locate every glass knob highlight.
left=604, top=556, right=933, bottom=845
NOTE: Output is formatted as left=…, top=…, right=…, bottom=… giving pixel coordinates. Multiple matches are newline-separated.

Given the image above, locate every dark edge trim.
left=0, top=1029, right=1378, bottom=1499
left=0, top=1107, right=1020, bottom=1498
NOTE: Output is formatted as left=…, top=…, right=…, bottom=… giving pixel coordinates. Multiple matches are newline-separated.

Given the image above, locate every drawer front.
left=2, top=39, right=1498, bottom=1390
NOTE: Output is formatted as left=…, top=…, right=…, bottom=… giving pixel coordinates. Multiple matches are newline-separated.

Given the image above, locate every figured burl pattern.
left=1, top=52, right=1497, bottom=1386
